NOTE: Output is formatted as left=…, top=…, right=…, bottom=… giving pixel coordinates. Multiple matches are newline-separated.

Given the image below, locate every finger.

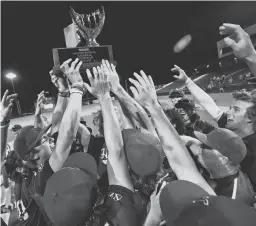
left=75, top=61, right=83, bottom=72
left=224, top=37, right=237, bottom=50
left=105, top=59, right=112, bottom=71
left=6, top=94, right=18, bottom=103
left=70, top=58, right=79, bottom=70
left=140, top=70, right=151, bottom=86
left=60, top=59, right=72, bottom=71
left=2, top=90, right=9, bottom=103
left=222, top=23, right=244, bottom=38
left=7, top=100, right=14, bottom=111
left=93, top=67, right=99, bottom=81
left=86, top=69, right=94, bottom=85
left=130, top=86, right=139, bottom=100
left=157, top=181, right=167, bottom=197
left=173, top=75, right=180, bottom=79
left=49, top=70, right=54, bottom=76
left=97, top=66, right=104, bottom=81
left=129, top=78, right=142, bottom=91
left=83, top=83, right=92, bottom=94
left=133, top=72, right=147, bottom=87
left=148, top=75, right=155, bottom=88
left=110, top=63, right=117, bottom=73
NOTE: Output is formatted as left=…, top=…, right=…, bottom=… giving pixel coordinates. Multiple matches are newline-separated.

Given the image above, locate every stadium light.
left=6, top=72, right=17, bottom=80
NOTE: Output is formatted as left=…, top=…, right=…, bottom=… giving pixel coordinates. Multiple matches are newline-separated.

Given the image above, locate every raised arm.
left=49, top=59, right=84, bottom=172
left=34, top=91, right=48, bottom=129
left=219, top=23, right=256, bottom=77
left=0, top=90, right=17, bottom=157
left=101, top=60, right=157, bottom=136
left=172, top=65, right=223, bottom=121
left=49, top=69, right=70, bottom=135
left=129, top=71, right=215, bottom=195
left=84, top=66, right=133, bottom=191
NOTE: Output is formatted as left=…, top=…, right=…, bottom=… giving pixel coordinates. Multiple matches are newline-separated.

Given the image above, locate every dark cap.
left=169, top=89, right=184, bottom=99
left=43, top=152, right=98, bottom=226
left=14, top=125, right=51, bottom=160
left=123, top=129, right=163, bottom=177
left=175, top=98, right=196, bottom=110
left=194, top=128, right=247, bottom=165
left=160, top=180, right=256, bottom=226
left=10, top=124, right=22, bottom=131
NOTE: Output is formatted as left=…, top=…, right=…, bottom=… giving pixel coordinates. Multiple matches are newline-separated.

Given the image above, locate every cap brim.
left=160, top=180, right=209, bottom=226
left=29, top=124, right=52, bottom=150
left=194, top=131, right=212, bottom=148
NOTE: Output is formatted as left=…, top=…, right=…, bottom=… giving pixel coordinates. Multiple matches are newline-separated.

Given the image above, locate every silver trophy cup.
left=70, top=6, right=105, bottom=47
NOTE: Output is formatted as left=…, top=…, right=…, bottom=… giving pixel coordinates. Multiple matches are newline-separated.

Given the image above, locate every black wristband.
left=58, top=91, right=70, bottom=97
left=71, top=83, right=86, bottom=95
left=0, top=120, right=10, bottom=126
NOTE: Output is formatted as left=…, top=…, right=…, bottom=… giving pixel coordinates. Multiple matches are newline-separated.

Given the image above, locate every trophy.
left=52, top=6, right=115, bottom=73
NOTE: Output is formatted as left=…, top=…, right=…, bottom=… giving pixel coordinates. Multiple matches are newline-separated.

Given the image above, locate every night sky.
left=2, top=1, right=256, bottom=113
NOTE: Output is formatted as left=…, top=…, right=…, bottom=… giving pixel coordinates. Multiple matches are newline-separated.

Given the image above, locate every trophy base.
left=52, top=45, right=116, bottom=71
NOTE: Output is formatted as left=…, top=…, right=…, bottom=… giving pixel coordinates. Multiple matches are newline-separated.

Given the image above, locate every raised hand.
left=84, top=66, right=110, bottom=98
left=147, top=181, right=167, bottom=224
left=35, top=91, right=45, bottom=116
left=0, top=90, right=18, bottom=123
left=219, top=23, right=256, bottom=60
left=129, top=70, right=158, bottom=108
left=60, top=58, right=83, bottom=84
left=49, top=70, right=68, bottom=92
left=171, top=65, right=189, bottom=83
left=101, top=59, right=120, bottom=93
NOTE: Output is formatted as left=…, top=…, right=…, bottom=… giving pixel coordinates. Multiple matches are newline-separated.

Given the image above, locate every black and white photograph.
left=1, top=1, right=256, bottom=226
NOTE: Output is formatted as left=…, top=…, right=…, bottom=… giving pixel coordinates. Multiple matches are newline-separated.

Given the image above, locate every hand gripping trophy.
left=69, top=6, right=105, bottom=47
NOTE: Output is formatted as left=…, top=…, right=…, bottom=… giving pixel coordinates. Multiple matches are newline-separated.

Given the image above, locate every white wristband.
left=0, top=123, right=9, bottom=129
left=70, top=89, right=83, bottom=95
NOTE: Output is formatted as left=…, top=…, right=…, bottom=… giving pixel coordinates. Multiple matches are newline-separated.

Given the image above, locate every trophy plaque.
left=52, top=6, right=116, bottom=72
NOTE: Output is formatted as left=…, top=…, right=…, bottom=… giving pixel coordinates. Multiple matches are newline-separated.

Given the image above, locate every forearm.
left=185, top=78, right=223, bottom=120
left=51, top=93, right=82, bottom=171
left=34, top=114, right=44, bottom=129
left=51, top=95, right=69, bottom=135
left=147, top=102, right=215, bottom=195
left=100, top=93, right=123, bottom=155
left=245, top=50, right=256, bottom=78
left=115, top=86, right=153, bottom=131
left=1, top=125, right=9, bottom=157
left=143, top=212, right=161, bottom=226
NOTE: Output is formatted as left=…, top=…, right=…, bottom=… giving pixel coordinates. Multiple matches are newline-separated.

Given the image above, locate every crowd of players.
left=1, top=23, right=256, bottom=226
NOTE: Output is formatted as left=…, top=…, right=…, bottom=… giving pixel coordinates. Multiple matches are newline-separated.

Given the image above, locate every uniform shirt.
left=218, top=113, right=256, bottom=191
left=103, top=185, right=144, bottom=226
left=214, top=170, right=255, bottom=206
left=20, top=159, right=54, bottom=226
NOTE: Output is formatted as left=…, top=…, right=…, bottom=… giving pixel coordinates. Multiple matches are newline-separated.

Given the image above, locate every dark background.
left=2, top=1, right=256, bottom=113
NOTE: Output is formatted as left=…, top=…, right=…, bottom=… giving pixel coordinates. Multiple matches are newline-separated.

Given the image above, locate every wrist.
left=58, top=90, right=70, bottom=97
left=144, top=211, right=162, bottom=226
left=98, top=93, right=111, bottom=102
left=145, top=100, right=161, bottom=113
left=245, top=49, right=256, bottom=64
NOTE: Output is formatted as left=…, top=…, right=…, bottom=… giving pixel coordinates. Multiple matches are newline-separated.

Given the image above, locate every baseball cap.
left=122, top=129, right=163, bottom=177
left=175, top=98, right=196, bottom=110
left=43, top=152, right=98, bottom=226
left=160, top=180, right=256, bottom=226
left=10, top=124, right=22, bottom=131
left=194, top=128, right=247, bottom=165
left=169, top=89, right=184, bottom=99
left=14, top=125, right=52, bottom=160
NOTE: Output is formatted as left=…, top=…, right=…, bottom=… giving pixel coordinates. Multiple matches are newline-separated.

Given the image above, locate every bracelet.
left=71, top=82, right=86, bottom=95
left=0, top=120, right=10, bottom=127
left=0, top=123, right=10, bottom=129
left=70, top=89, right=83, bottom=95
left=58, top=91, right=70, bottom=97
left=185, top=78, right=193, bottom=86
